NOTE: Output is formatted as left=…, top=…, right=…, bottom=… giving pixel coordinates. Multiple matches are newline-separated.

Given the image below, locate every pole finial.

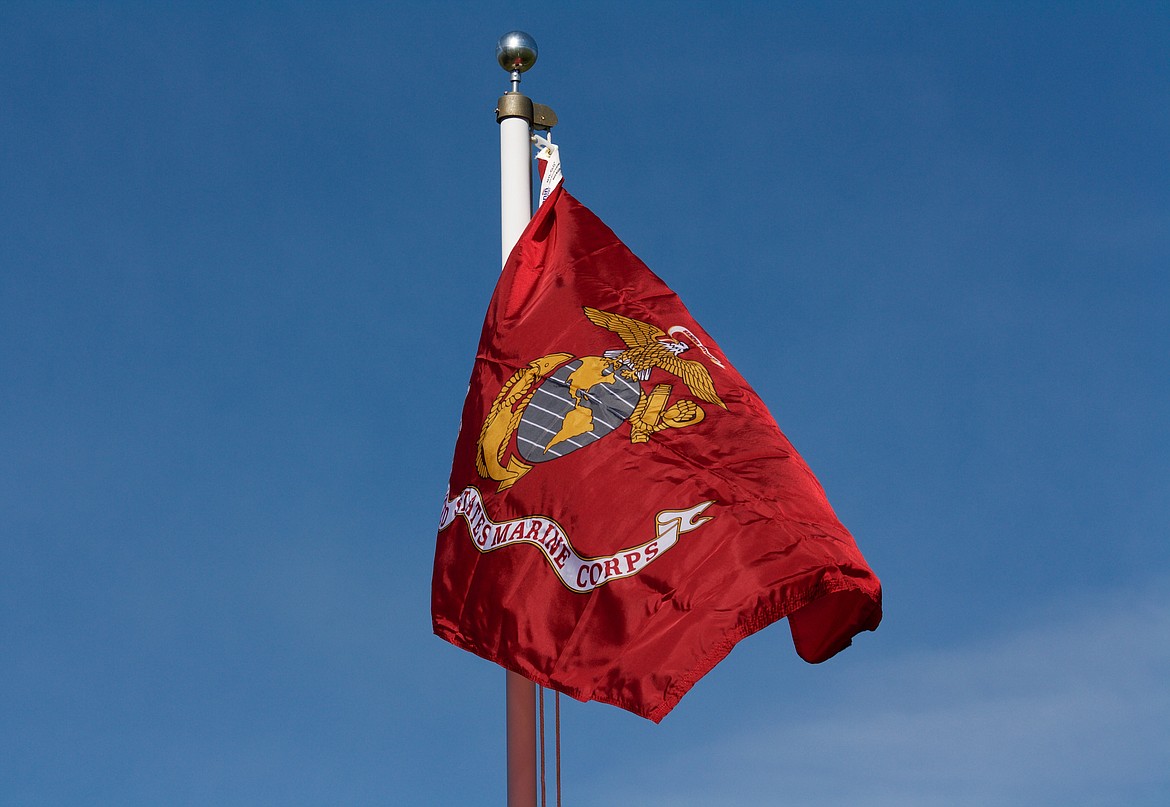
left=497, top=31, right=538, bottom=91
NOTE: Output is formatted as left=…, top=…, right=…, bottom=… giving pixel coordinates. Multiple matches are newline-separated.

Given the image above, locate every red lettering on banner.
left=541, top=524, right=560, bottom=551
left=623, top=551, right=642, bottom=573
left=510, top=522, right=526, bottom=542
left=526, top=521, right=542, bottom=542
left=545, top=536, right=564, bottom=561
left=604, top=558, right=621, bottom=579
left=645, top=541, right=659, bottom=560
left=473, top=515, right=488, bottom=547
left=491, top=525, right=509, bottom=547
left=556, top=546, right=570, bottom=568
left=577, top=566, right=590, bottom=589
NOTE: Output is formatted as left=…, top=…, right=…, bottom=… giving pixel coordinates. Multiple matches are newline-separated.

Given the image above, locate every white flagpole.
left=495, top=31, right=539, bottom=807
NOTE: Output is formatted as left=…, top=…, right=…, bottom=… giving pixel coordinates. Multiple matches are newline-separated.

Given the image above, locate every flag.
left=432, top=150, right=881, bottom=722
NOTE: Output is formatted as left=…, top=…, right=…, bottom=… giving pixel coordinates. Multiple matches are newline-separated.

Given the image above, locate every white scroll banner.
left=438, top=486, right=714, bottom=593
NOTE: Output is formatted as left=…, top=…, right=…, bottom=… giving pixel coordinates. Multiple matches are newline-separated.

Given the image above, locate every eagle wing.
left=657, top=354, right=726, bottom=408
left=583, top=307, right=664, bottom=348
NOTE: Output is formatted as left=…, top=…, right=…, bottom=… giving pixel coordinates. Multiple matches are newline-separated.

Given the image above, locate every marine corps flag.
left=433, top=149, right=881, bottom=722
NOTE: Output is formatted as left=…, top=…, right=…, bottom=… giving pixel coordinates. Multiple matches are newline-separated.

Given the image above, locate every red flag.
left=432, top=160, right=881, bottom=723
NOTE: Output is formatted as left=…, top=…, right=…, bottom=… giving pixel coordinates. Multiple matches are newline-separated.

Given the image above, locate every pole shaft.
left=500, top=115, right=533, bottom=266
left=500, top=109, right=538, bottom=807
left=506, top=670, right=538, bottom=806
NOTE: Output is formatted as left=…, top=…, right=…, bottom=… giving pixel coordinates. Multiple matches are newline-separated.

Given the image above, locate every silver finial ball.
left=496, top=31, right=538, bottom=74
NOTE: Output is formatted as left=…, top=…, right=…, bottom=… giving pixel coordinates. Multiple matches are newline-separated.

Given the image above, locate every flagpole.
left=496, top=31, right=540, bottom=807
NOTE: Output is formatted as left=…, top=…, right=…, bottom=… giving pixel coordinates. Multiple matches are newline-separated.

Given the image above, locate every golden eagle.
left=583, top=307, right=725, bottom=408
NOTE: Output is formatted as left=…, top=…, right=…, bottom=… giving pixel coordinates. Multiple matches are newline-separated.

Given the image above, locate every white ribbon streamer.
left=535, top=143, right=563, bottom=208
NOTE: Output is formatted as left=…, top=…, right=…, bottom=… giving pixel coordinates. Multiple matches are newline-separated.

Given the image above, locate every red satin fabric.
left=432, top=183, right=881, bottom=722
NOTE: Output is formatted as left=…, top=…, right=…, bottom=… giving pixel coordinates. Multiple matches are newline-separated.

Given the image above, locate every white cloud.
left=627, top=583, right=1170, bottom=806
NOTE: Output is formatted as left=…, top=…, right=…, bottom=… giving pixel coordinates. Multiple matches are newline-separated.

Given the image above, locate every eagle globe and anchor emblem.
left=476, top=307, right=726, bottom=491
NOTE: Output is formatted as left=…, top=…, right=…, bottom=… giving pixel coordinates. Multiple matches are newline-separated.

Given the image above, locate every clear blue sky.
left=2, top=3, right=1167, bottom=805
